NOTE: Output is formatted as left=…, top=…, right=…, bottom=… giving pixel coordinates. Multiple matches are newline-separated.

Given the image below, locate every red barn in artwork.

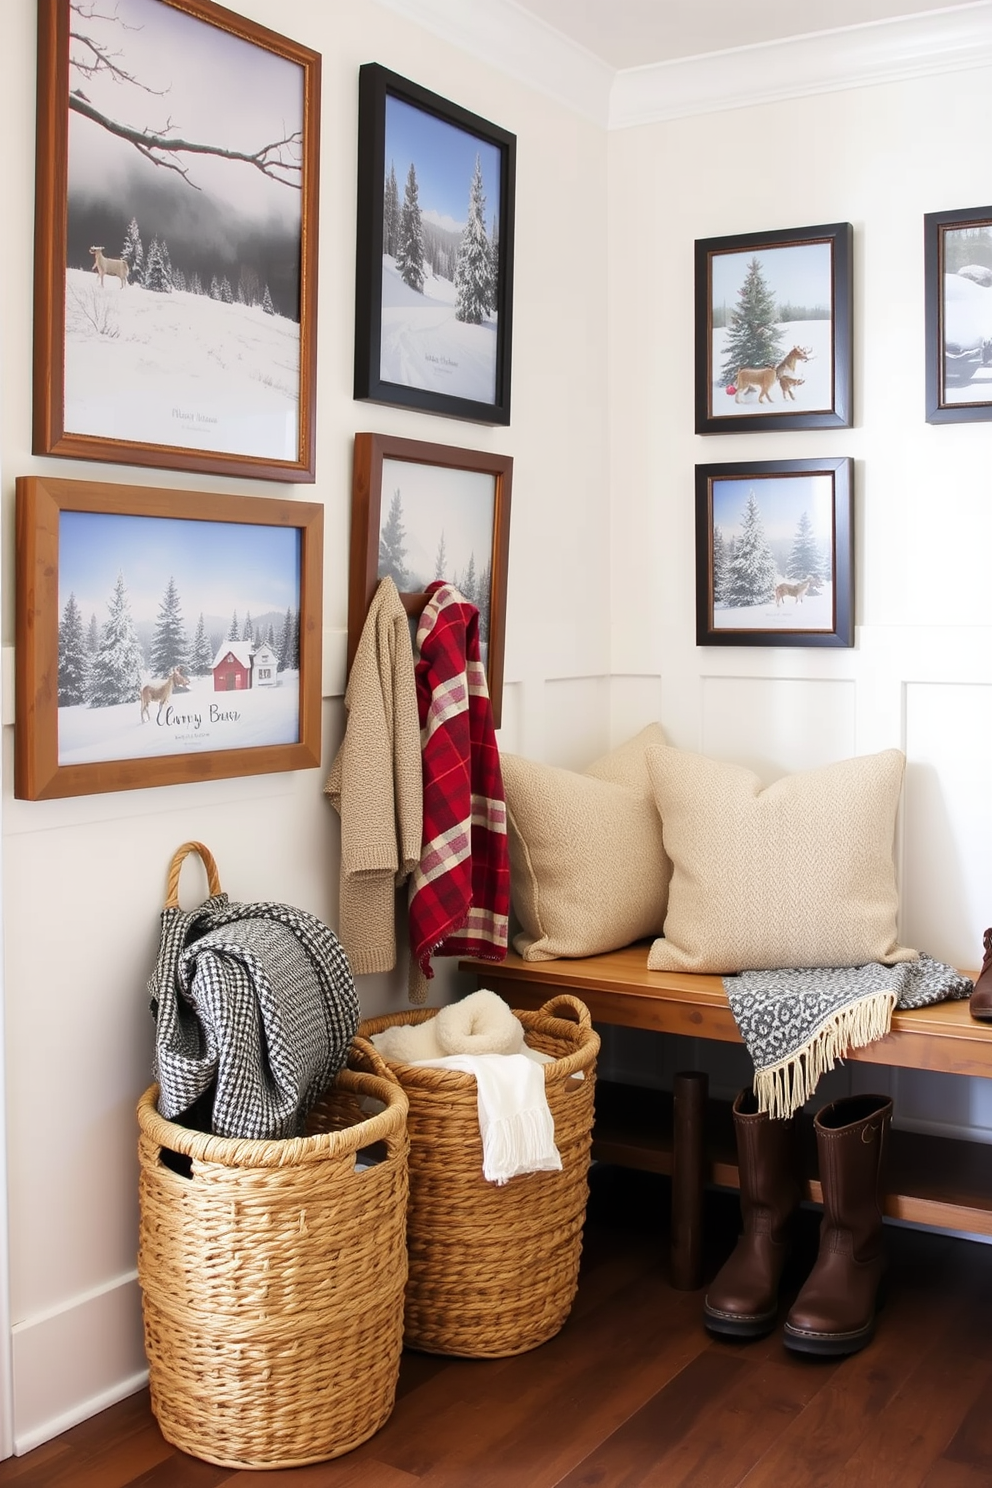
left=212, top=642, right=253, bottom=692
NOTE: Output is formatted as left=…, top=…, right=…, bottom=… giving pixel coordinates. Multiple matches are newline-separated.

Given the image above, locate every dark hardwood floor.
left=4, top=1163, right=992, bottom=1487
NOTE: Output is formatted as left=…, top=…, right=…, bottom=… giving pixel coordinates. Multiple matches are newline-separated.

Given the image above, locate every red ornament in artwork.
left=726, top=385, right=737, bottom=396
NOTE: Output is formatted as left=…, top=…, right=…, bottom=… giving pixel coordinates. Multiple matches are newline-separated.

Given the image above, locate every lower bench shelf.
left=593, top=1079, right=992, bottom=1238
left=460, top=944, right=991, bottom=1243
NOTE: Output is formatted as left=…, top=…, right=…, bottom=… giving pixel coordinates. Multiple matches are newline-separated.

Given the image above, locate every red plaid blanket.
left=408, top=582, right=509, bottom=986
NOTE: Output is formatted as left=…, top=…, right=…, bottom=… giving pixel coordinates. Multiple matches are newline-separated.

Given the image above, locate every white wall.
left=607, top=65, right=992, bottom=1125
left=3, top=0, right=990, bottom=1454
left=0, top=0, right=610, bottom=1451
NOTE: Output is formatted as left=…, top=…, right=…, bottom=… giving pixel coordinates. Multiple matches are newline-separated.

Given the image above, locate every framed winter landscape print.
left=354, top=64, right=516, bottom=426
left=33, top=0, right=320, bottom=482
left=695, top=457, right=854, bottom=648
left=924, top=204, right=992, bottom=424
left=694, top=222, right=853, bottom=434
left=348, top=433, right=512, bottom=726
left=15, top=476, right=323, bottom=800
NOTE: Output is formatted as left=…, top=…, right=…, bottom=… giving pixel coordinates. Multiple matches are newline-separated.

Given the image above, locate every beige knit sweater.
left=325, top=577, right=423, bottom=974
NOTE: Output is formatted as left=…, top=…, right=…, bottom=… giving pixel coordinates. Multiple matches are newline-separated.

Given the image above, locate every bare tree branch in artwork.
left=68, top=0, right=303, bottom=190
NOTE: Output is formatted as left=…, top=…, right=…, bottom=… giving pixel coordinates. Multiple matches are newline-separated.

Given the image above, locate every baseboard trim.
left=14, top=1369, right=148, bottom=1458
left=11, top=1271, right=148, bottom=1453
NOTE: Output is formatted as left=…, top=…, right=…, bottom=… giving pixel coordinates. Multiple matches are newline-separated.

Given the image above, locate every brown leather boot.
left=969, top=929, right=992, bottom=1020
left=783, top=1093, right=892, bottom=1356
left=703, top=1089, right=801, bottom=1338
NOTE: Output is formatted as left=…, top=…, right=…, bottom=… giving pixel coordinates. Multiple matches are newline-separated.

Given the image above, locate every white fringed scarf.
left=370, top=990, right=561, bottom=1184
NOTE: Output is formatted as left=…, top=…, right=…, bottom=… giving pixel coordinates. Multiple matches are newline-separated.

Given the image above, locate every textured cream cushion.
left=503, top=724, right=671, bottom=961
left=646, top=746, right=918, bottom=975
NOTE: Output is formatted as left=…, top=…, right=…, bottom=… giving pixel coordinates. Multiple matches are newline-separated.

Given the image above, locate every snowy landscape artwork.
left=378, top=92, right=503, bottom=407
left=377, top=458, right=497, bottom=662
left=711, top=475, right=833, bottom=631
left=56, top=0, right=312, bottom=468
left=57, top=511, right=303, bottom=766
left=708, top=241, right=834, bottom=422
left=698, top=464, right=854, bottom=648
left=939, top=222, right=992, bottom=407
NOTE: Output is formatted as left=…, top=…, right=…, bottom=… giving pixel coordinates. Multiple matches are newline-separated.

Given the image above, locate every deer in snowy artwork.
left=774, top=576, right=816, bottom=606
left=735, top=346, right=812, bottom=403
left=140, top=667, right=189, bottom=723
left=89, top=246, right=129, bottom=288
left=778, top=372, right=806, bottom=401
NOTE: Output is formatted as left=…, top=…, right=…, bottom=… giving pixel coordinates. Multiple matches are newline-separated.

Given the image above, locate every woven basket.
left=137, top=1075, right=409, bottom=1469
left=137, top=842, right=410, bottom=1470
left=351, top=993, right=599, bottom=1358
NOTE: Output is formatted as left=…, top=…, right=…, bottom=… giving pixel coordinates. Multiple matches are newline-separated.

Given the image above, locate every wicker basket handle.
left=349, top=1035, right=399, bottom=1084
left=537, top=993, right=592, bottom=1029
left=165, top=841, right=222, bottom=910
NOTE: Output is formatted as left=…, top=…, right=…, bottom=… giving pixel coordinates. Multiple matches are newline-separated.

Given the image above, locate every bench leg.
left=671, top=1070, right=708, bottom=1290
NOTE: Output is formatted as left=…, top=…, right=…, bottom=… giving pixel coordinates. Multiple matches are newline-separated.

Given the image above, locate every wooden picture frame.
left=924, top=204, right=992, bottom=424
left=348, top=433, right=512, bottom=726
left=33, top=0, right=320, bottom=482
left=695, top=222, right=853, bottom=433
left=354, top=63, right=516, bottom=426
left=16, top=475, right=323, bottom=800
left=695, top=457, right=854, bottom=648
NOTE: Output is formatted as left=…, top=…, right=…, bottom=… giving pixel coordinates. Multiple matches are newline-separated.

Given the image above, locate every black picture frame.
left=694, top=222, right=853, bottom=434
left=354, top=63, right=516, bottom=426
left=924, top=204, right=992, bottom=424
left=695, top=457, right=854, bottom=648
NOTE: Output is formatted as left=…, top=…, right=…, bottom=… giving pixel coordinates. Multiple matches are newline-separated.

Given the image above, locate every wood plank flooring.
left=3, top=1163, right=992, bottom=1487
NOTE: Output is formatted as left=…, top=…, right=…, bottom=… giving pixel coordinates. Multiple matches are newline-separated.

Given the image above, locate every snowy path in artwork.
left=379, top=258, right=497, bottom=402
left=59, top=672, right=300, bottom=765
left=63, top=269, right=300, bottom=459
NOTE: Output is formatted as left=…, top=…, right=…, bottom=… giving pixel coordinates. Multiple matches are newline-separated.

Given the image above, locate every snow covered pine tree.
left=720, top=256, right=783, bottom=389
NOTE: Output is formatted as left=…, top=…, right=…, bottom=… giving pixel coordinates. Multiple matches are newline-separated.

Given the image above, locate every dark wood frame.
left=695, top=456, right=854, bottom=648
left=348, top=433, right=512, bottom=726
left=925, top=204, right=992, bottom=424
left=354, top=63, right=516, bottom=426
left=15, top=475, right=323, bottom=800
left=33, top=0, right=321, bottom=482
left=694, top=222, right=853, bottom=434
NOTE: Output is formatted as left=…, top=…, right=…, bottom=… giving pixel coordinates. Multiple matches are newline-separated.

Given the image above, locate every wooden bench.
left=460, top=943, right=991, bottom=1253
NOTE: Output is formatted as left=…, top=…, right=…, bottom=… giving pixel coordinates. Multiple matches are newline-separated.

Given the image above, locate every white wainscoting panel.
left=887, top=1067, right=992, bottom=1145
left=606, top=674, right=665, bottom=751
left=903, top=681, right=992, bottom=971
left=700, top=676, right=858, bottom=780
left=495, top=679, right=523, bottom=757
left=543, top=676, right=611, bottom=769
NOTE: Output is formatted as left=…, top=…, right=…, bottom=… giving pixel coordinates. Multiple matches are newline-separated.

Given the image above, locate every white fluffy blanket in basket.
left=371, top=989, right=561, bottom=1186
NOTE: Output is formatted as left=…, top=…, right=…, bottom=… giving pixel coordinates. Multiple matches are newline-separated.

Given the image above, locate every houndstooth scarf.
left=724, top=955, right=973, bottom=1120
left=149, top=894, right=360, bottom=1140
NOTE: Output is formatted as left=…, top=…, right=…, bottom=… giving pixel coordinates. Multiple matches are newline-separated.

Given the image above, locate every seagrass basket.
left=351, top=993, right=599, bottom=1358
left=137, top=1066, right=410, bottom=1470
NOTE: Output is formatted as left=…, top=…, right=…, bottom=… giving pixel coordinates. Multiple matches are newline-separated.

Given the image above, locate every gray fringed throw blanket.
left=723, top=956, right=973, bottom=1120
left=149, top=894, right=360, bottom=1141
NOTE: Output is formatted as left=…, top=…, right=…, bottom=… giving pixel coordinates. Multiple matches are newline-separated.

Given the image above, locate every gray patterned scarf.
left=723, top=955, right=972, bottom=1119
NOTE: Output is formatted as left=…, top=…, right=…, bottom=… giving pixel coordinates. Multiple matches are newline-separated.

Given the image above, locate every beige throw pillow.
left=503, top=724, right=671, bottom=961
left=646, top=746, right=918, bottom=975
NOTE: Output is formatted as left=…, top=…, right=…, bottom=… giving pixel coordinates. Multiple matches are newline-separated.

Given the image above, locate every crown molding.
left=369, top=0, right=614, bottom=126
left=372, top=0, right=992, bottom=131
left=609, top=3, right=992, bottom=128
